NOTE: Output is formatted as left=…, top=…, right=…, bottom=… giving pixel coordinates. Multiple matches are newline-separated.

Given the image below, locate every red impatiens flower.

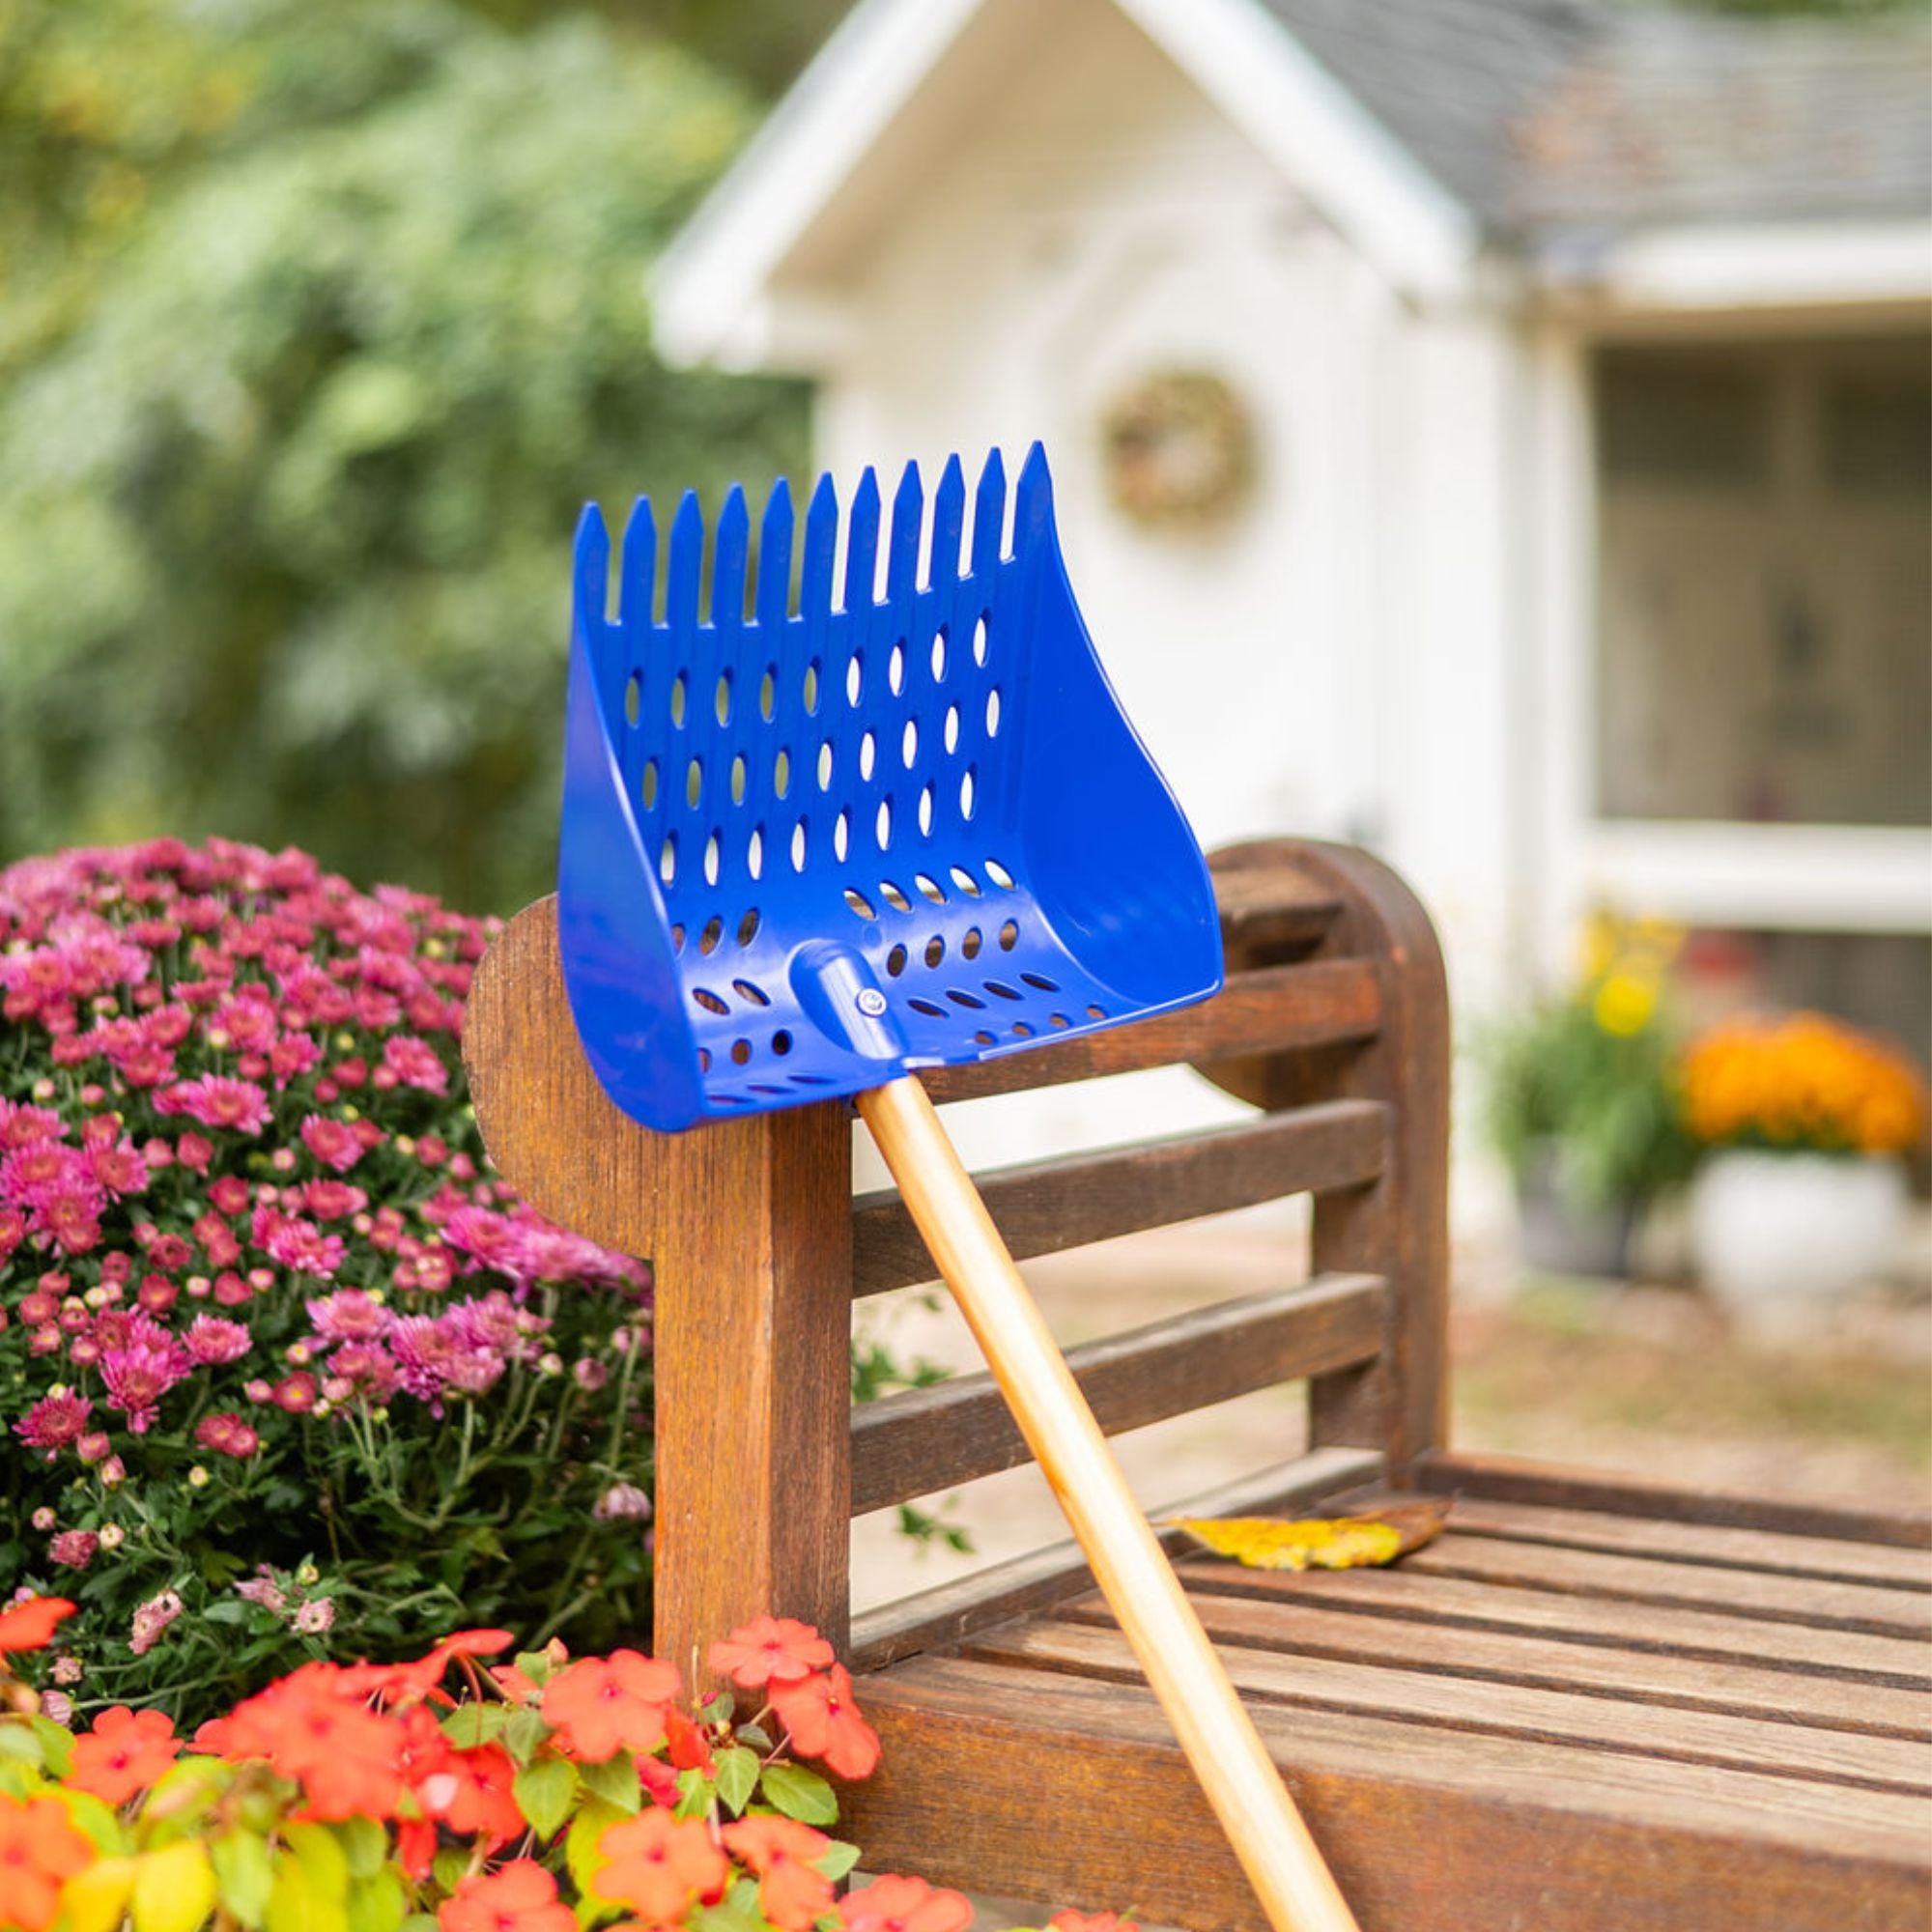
left=769, top=1662, right=881, bottom=1779
left=0, top=1793, right=95, bottom=1931
left=592, top=1808, right=729, bottom=1920
left=540, top=1649, right=679, bottom=1762
left=663, top=1704, right=715, bottom=1774
left=439, top=1859, right=576, bottom=1932
left=0, top=1595, right=75, bottom=1655
left=199, top=1661, right=408, bottom=1819
left=67, top=1705, right=184, bottom=1804
left=1051, top=1914, right=1141, bottom=1932
left=707, top=1614, right=836, bottom=1690
left=837, top=1875, right=975, bottom=1932
left=723, top=1816, right=836, bottom=1932
left=424, top=1744, right=524, bottom=1847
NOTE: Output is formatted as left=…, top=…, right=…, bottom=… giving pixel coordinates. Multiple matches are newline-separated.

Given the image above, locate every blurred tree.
left=0, top=0, right=809, bottom=912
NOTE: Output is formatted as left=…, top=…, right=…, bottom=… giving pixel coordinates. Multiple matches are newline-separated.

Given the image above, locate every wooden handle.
left=857, top=1076, right=1360, bottom=1932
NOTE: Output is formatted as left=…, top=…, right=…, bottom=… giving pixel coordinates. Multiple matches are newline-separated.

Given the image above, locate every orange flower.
left=429, top=1745, right=525, bottom=1848
left=594, top=1807, right=730, bottom=1919
left=707, top=1616, right=835, bottom=1690
left=68, top=1704, right=184, bottom=1804
left=1052, top=1915, right=1141, bottom=1932
left=0, top=1792, right=95, bottom=1930
left=340, top=1627, right=516, bottom=1707
left=1681, top=1013, right=1927, bottom=1156
left=837, top=1875, right=974, bottom=1932
left=541, top=1650, right=679, bottom=1762
left=439, top=1858, right=576, bottom=1932
left=724, top=1816, right=835, bottom=1931
left=0, top=1595, right=75, bottom=1656
left=663, top=1704, right=715, bottom=1774
left=205, top=1662, right=407, bottom=1818
left=770, top=1663, right=880, bottom=1779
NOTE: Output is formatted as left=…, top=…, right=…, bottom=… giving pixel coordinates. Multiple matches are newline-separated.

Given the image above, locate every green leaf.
left=513, top=1755, right=579, bottom=1839
left=333, top=1815, right=388, bottom=1881
left=140, top=1758, right=230, bottom=1843
left=346, top=1868, right=406, bottom=1932
left=204, top=1599, right=254, bottom=1625
left=432, top=1848, right=470, bottom=1895
left=713, top=1746, right=759, bottom=1817
left=757, top=1763, right=838, bottom=1827
left=700, top=1692, right=735, bottom=1725
left=26, top=1717, right=72, bottom=1777
left=513, top=1649, right=554, bottom=1689
left=672, top=1766, right=712, bottom=1821
left=693, top=1900, right=764, bottom=1932
left=0, top=1722, right=44, bottom=1767
left=131, top=1840, right=217, bottom=1932
left=285, top=1822, right=350, bottom=1900
left=440, top=1704, right=510, bottom=1748
left=564, top=1797, right=626, bottom=1898
left=266, top=1858, right=349, bottom=1932
left=212, top=1830, right=276, bottom=1929
left=503, top=1706, right=551, bottom=1766
left=815, top=1839, right=862, bottom=1882
left=576, top=1752, right=640, bottom=1814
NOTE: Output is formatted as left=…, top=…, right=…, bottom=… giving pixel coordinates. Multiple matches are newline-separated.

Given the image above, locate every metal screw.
left=855, top=988, right=888, bottom=1018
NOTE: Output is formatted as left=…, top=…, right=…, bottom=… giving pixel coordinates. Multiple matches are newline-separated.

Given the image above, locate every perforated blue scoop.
left=557, top=442, right=1222, bottom=1133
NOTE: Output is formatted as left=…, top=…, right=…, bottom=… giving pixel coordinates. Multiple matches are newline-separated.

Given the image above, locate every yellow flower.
left=1593, top=972, right=1657, bottom=1037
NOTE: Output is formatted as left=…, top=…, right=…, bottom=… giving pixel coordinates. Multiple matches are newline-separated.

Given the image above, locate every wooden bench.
left=467, top=837, right=1932, bottom=1932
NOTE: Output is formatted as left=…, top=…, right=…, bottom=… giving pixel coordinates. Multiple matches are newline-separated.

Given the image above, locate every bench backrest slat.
left=851, top=1095, right=1388, bottom=1295
left=851, top=1271, right=1388, bottom=1514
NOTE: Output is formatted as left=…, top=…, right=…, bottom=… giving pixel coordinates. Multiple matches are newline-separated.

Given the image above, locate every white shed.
left=652, top=0, right=1932, bottom=1076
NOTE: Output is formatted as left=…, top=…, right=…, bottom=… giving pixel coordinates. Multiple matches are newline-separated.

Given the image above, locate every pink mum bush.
left=0, top=838, right=655, bottom=1723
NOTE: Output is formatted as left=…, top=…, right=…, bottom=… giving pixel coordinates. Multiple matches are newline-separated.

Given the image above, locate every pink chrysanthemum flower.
left=48, top=1530, right=99, bottom=1571
left=14, top=1391, right=93, bottom=1453
left=298, top=1115, right=362, bottom=1174
left=253, top=1206, right=345, bottom=1280
left=155, top=1074, right=271, bottom=1136
left=194, top=1412, right=260, bottom=1460
left=100, top=1338, right=192, bottom=1433
left=0, top=1099, right=64, bottom=1151
left=305, top=1289, right=387, bottom=1344
left=184, top=1315, right=251, bottom=1365
left=129, top=1589, right=184, bottom=1657
left=380, top=1036, right=448, bottom=1095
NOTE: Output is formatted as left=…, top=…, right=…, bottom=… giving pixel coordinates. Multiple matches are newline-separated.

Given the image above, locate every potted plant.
left=1680, top=1012, right=1926, bottom=1304
left=1484, top=917, right=1693, bottom=1278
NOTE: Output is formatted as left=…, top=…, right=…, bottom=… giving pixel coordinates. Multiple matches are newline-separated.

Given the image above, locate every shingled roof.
left=1257, top=0, right=1931, bottom=243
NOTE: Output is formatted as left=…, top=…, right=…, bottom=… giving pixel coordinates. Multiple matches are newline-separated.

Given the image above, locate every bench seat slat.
left=963, top=1619, right=1932, bottom=1796
left=1431, top=1494, right=1932, bottom=1592
left=850, top=1272, right=1385, bottom=1515
left=1172, top=1561, right=1932, bottom=1685
left=1408, top=1533, right=1932, bottom=1638
left=1419, top=1449, right=1932, bottom=1550
left=846, top=1657, right=1932, bottom=1932
left=849, top=1445, right=1384, bottom=1670
left=1057, top=1588, right=1932, bottom=1740
left=851, top=1097, right=1387, bottom=1295
left=921, top=955, right=1381, bottom=1102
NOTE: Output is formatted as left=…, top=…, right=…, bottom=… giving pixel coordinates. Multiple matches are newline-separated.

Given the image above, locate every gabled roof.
left=1260, top=0, right=1932, bottom=247
left=653, top=0, right=1932, bottom=368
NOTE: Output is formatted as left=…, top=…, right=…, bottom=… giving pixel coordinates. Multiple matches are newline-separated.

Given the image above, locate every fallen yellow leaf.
left=1167, top=1500, right=1451, bottom=1572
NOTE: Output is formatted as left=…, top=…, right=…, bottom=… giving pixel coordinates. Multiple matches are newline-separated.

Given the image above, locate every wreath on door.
left=1099, top=368, right=1258, bottom=533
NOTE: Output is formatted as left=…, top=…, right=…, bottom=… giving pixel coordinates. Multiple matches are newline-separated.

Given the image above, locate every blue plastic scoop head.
left=557, top=443, right=1222, bottom=1133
